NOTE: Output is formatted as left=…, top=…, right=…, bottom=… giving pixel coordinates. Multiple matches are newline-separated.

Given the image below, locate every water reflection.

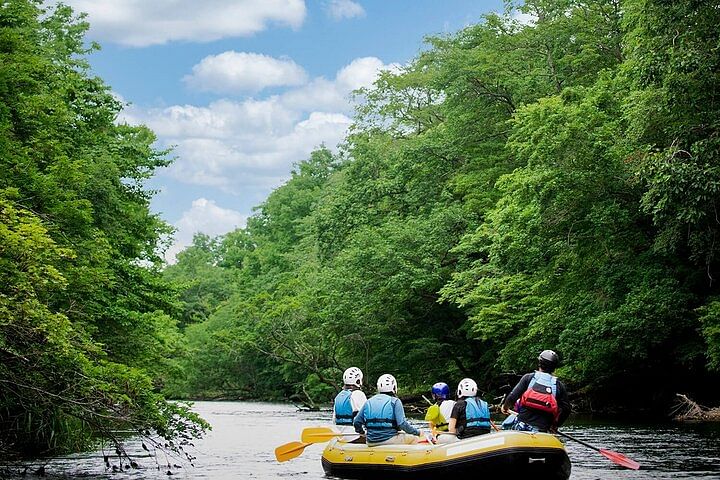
left=2, top=402, right=718, bottom=479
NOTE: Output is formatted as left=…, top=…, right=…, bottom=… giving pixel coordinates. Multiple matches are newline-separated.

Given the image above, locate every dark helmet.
left=431, top=382, right=450, bottom=400
left=538, top=349, right=559, bottom=372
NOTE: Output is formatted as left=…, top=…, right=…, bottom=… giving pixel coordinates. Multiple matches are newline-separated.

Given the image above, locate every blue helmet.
left=431, top=382, right=450, bottom=400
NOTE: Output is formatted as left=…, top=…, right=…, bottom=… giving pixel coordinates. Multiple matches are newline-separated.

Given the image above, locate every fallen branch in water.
left=672, top=394, right=720, bottom=421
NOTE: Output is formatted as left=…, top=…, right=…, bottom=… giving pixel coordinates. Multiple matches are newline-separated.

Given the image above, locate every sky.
left=62, top=0, right=505, bottom=261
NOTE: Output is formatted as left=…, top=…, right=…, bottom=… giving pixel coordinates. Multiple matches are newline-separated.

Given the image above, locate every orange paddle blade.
left=274, top=441, right=310, bottom=462
left=600, top=448, right=641, bottom=470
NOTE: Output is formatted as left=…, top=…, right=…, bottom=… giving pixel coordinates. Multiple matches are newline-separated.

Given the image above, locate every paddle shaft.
left=556, top=430, right=599, bottom=451
left=508, top=409, right=597, bottom=450
left=507, top=410, right=640, bottom=470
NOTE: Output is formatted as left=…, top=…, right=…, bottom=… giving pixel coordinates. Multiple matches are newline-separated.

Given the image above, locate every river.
left=2, top=401, right=719, bottom=479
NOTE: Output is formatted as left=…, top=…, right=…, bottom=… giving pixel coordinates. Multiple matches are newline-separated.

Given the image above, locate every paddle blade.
left=275, top=441, right=309, bottom=462
left=600, top=448, right=641, bottom=470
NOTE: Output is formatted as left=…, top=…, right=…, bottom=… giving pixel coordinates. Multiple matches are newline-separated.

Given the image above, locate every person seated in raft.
left=425, top=382, right=455, bottom=432
left=426, top=381, right=457, bottom=444
left=333, top=367, right=367, bottom=429
left=447, top=378, right=491, bottom=440
left=353, top=374, right=421, bottom=446
left=501, top=349, right=572, bottom=433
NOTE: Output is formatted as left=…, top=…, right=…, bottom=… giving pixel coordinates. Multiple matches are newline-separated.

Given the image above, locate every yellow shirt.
left=425, top=404, right=449, bottom=431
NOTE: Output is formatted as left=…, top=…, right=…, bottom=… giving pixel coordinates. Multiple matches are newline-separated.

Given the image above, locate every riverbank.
left=674, top=394, right=720, bottom=422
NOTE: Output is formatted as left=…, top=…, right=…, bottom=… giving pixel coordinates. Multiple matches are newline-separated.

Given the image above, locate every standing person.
left=353, top=374, right=421, bottom=446
left=448, top=378, right=491, bottom=439
left=501, top=349, right=571, bottom=433
left=424, top=382, right=455, bottom=432
left=333, top=367, right=367, bottom=427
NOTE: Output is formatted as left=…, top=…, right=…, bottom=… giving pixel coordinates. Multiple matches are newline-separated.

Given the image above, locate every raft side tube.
left=321, top=430, right=571, bottom=480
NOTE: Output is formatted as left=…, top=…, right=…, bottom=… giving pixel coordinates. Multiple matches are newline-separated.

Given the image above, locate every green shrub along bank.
left=164, top=0, right=720, bottom=414
left=0, top=1, right=207, bottom=458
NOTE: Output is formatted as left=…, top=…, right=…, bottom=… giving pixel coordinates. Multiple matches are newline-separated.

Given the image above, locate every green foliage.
left=623, top=0, right=720, bottom=268
left=164, top=234, right=235, bottom=327
left=697, top=300, right=720, bottom=372
left=0, top=1, right=206, bottom=458
left=163, top=0, right=720, bottom=413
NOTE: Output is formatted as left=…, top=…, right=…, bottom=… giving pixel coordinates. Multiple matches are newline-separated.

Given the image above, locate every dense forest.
left=163, top=0, right=720, bottom=413
left=0, top=0, right=206, bottom=458
left=1, top=0, right=719, bottom=459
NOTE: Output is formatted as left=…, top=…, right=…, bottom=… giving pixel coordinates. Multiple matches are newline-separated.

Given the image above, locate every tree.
left=0, top=1, right=206, bottom=457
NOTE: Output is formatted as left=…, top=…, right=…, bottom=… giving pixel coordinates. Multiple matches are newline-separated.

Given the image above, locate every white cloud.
left=280, top=77, right=346, bottom=112
left=121, top=56, right=393, bottom=196
left=122, top=55, right=399, bottom=260
left=184, top=52, right=308, bottom=93
left=166, top=198, right=247, bottom=263
left=125, top=99, right=351, bottom=190
left=510, top=9, right=537, bottom=26
left=281, top=56, right=399, bottom=112
left=131, top=98, right=300, bottom=140
left=325, top=0, right=365, bottom=20
left=336, top=56, right=392, bottom=91
left=64, top=0, right=307, bottom=47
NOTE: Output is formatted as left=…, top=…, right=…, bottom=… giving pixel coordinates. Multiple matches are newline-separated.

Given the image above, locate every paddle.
left=505, top=410, right=640, bottom=470
left=274, top=441, right=311, bottom=462
left=276, top=428, right=361, bottom=462
left=556, top=430, right=640, bottom=470
left=301, top=427, right=362, bottom=443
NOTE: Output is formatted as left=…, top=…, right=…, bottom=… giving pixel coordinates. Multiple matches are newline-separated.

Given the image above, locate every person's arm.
left=351, top=390, right=367, bottom=415
left=448, top=401, right=462, bottom=434
left=448, top=417, right=457, bottom=434
left=353, top=403, right=367, bottom=434
left=502, top=374, right=532, bottom=413
left=555, top=381, right=572, bottom=427
left=393, top=399, right=420, bottom=436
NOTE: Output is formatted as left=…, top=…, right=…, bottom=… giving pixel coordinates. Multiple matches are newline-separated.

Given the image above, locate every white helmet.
left=377, top=374, right=397, bottom=394
left=343, top=367, right=363, bottom=387
left=457, top=378, right=477, bottom=398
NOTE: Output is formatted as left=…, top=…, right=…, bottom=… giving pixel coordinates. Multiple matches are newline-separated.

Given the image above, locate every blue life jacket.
left=465, top=397, right=490, bottom=428
left=334, top=389, right=354, bottom=425
left=364, top=394, right=398, bottom=430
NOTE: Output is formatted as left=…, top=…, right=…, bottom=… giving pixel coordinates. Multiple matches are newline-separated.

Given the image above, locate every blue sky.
left=64, top=0, right=504, bottom=261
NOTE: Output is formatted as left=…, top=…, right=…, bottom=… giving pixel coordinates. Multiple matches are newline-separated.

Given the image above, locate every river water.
left=2, top=401, right=719, bottom=479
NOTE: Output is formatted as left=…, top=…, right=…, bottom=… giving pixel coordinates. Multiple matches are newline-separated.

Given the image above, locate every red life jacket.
left=519, top=371, right=559, bottom=420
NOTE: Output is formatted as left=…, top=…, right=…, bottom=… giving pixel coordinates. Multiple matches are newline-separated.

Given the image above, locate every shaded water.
left=2, top=401, right=719, bottom=479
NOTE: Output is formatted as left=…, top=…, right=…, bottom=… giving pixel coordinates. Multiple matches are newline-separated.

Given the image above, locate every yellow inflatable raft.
left=321, top=430, right=571, bottom=480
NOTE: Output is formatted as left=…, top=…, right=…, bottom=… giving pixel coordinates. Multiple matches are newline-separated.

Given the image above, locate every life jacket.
left=426, top=402, right=449, bottom=431
left=364, top=394, right=398, bottom=430
left=334, top=389, right=354, bottom=425
left=519, top=371, right=559, bottom=419
left=464, top=397, right=490, bottom=429
left=435, top=401, right=449, bottom=431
